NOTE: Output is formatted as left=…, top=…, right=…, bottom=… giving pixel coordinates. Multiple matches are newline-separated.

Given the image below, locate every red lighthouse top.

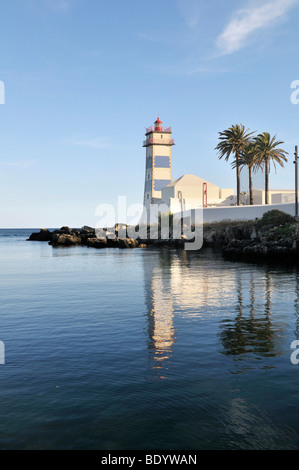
left=154, top=117, right=163, bottom=131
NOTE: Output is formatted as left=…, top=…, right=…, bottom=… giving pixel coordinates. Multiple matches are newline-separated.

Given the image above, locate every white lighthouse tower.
left=143, top=117, right=175, bottom=211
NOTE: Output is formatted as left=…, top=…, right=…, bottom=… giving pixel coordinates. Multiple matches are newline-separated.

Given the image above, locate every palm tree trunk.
left=265, top=158, right=269, bottom=204
left=236, top=151, right=240, bottom=205
left=249, top=165, right=253, bottom=205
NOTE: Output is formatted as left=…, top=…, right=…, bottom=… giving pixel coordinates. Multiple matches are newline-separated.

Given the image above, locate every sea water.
left=0, top=229, right=299, bottom=450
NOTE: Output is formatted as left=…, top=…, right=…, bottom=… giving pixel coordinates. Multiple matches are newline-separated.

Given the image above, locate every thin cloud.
left=6, top=160, right=37, bottom=169
left=26, top=0, right=73, bottom=13
left=70, top=137, right=130, bottom=151
left=48, top=0, right=71, bottom=12
left=216, top=0, right=299, bottom=55
left=72, top=138, right=110, bottom=149
left=176, top=0, right=201, bottom=29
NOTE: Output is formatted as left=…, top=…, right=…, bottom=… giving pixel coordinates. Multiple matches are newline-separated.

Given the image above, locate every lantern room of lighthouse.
left=143, top=117, right=175, bottom=210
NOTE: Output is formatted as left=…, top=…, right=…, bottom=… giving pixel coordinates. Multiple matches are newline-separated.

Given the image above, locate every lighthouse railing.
left=145, top=125, right=172, bottom=134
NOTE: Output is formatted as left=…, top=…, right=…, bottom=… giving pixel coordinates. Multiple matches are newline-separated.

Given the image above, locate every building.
left=142, top=118, right=296, bottom=223
left=161, top=175, right=235, bottom=213
left=143, top=117, right=175, bottom=211
left=143, top=118, right=235, bottom=215
left=251, top=188, right=296, bottom=205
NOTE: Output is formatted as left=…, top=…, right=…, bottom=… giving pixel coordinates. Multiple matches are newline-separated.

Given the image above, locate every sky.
left=1, top=0, right=299, bottom=228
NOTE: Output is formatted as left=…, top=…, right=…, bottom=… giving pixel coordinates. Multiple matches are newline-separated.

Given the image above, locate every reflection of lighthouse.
left=143, top=252, right=175, bottom=375
left=151, top=274, right=174, bottom=359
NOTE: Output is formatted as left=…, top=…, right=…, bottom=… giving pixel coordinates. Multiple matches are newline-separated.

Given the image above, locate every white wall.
left=252, top=189, right=296, bottom=205
left=161, top=185, right=175, bottom=206
left=201, top=202, right=296, bottom=224
left=271, top=192, right=296, bottom=204
left=169, top=198, right=203, bottom=214
left=252, top=189, right=264, bottom=205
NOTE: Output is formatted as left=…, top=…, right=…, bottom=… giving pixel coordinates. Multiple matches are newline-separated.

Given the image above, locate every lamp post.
left=294, top=146, right=298, bottom=218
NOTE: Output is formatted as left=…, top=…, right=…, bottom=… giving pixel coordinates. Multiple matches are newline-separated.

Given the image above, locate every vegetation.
left=256, top=209, right=294, bottom=228
left=202, top=219, right=255, bottom=230
left=215, top=124, right=254, bottom=206
left=231, top=143, right=262, bottom=205
left=253, top=132, right=288, bottom=204
left=158, top=211, right=174, bottom=230
left=202, top=210, right=295, bottom=233
left=264, top=224, right=297, bottom=242
left=216, top=126, right=288, bottom=205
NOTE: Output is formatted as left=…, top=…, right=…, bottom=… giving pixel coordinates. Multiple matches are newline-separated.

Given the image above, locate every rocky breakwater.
left=203, top=210, right=299, bottom=262
left=27, top=225, right=140, bottom=249
left=27, top=210, right=299, bottom=261
left=27, top=224, right=188, bottom=249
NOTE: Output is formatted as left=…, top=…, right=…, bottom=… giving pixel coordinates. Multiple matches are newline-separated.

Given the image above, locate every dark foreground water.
left=0, top=229, right=299, bottom=450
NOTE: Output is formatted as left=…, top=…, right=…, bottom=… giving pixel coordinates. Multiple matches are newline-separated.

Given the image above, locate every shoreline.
left=27, top=209, right=299, bottom=264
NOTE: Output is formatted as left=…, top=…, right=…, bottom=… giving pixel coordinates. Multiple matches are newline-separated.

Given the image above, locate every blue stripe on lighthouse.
left=154, top=156, right=170, bottom=168
left=145, top=180, right=152, bottom=192
left=154, top=179, right=171, bottom=191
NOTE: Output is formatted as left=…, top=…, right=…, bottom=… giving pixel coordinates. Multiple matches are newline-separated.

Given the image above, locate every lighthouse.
left=143, top=117, right=175, bottom=211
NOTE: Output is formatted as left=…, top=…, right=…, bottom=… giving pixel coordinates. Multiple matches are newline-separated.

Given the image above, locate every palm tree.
left=215, top=124, right=255, bottom=205
left=231, top=143, right=262, bottom=205
left=253, top=132, right=288, bottom=205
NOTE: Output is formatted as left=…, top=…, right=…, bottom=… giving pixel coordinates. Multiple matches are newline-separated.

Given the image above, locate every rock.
left=118, top=238, right=139, bottom=249
left=28, top=226, right=141, bottom=250
left=27, top=229, right=52, bottom=242
left=250, top=227, right=258, bottom=240
left=115, top=223, right=127, bottom=236
left=50, top=234, right=81, bottom=246
left=86, top=237, right=108, bottom=249
left=81, top=225, right=94, bottom=232
left=60, top=226, right=72, bottom=234
left=27, top=215, right=299, bottom=260
left=203, top=230, right=217, bottom=244
left=105, top=231, right=116, bottom=239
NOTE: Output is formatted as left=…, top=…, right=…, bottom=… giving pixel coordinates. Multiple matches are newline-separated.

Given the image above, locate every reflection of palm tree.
left=250, top=273, right=255, bottom=317
left=219, top=272, right=246, bottom=356
left=264, top=269, right=271, bottom=318
left=219, top=269, right=280, bottom=358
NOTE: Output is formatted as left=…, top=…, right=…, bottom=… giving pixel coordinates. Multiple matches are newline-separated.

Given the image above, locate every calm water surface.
left=0, top=229, right=299, bottom=450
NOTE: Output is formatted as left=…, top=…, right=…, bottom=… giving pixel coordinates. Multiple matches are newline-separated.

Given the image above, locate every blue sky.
left=1, top=0, right=299, bottom=227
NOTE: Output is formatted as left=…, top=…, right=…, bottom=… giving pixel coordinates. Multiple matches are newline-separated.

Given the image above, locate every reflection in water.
left=219, top=268, right=283, bottom=359
left=143, top=249, right=291, bottom=377
left=143, top=251, right=175, bottom=378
